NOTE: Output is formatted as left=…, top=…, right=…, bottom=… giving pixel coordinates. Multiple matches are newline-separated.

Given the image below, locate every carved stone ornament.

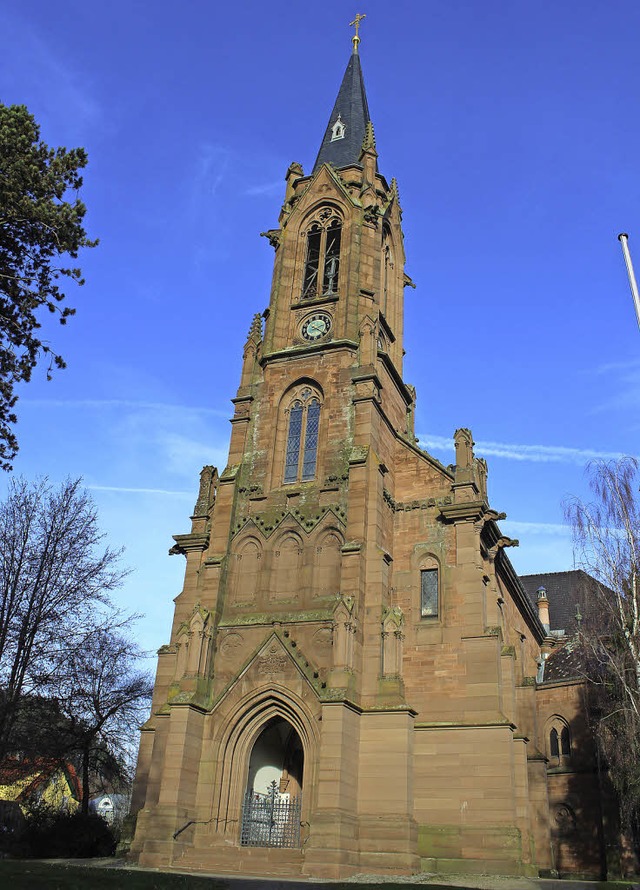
left=220, top=631, right=244, bottom=656
left=193, top=465, right=217, bottom=517
left=260, top=230, right=281, bottom=250
left=363, top=205, right=380, bottom=228
left=313, top=627, right=333, bottom=650
left=554, top=804, right=576, bottom=834
left=258, top=643, right=289, bottom=676
left=234, top=403, right=250, bottom=419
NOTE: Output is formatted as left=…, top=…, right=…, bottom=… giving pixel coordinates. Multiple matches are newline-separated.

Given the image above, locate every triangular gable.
left=210, top=630, right=326, bottom=711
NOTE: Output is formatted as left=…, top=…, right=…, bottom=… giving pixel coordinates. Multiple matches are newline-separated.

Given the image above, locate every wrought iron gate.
left=240, top=780, right=302, bottom=848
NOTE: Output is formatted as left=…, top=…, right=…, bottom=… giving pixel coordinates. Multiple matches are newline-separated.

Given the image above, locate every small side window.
left=547, top=718, right=571, bottom=762
left=420, top=568, right=438, bottom=618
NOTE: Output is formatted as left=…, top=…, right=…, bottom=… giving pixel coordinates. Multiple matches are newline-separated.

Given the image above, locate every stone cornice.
left=261, top=339, right=358, bottom=366
left=414, top=719, right=516, bottom=731
left=218, top=611, right=334, bottom=628
left=439, top=500, right=487, bottom=523
left=290, top=293, right=339, bottom=311
left=169, top=532, right=209, bottom=556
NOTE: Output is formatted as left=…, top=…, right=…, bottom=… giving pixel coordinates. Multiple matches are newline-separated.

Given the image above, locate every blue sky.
left=1, top=0, right=639, bottom=653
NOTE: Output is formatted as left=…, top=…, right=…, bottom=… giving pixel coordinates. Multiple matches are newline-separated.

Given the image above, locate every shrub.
left=9, top=805, right=117, bottom=858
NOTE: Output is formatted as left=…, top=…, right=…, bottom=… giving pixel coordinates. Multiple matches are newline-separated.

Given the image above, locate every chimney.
left=536, top=586, right=551, bottom=633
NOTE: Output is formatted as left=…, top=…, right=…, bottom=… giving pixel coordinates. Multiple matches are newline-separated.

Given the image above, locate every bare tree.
left=50, top=628, right=153, bottom=814
left=0, top=476, right=127, bottom=758
left=566, top=457, right=640, bottom=837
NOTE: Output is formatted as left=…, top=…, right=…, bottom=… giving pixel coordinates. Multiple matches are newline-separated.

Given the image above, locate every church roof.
left=520, top=570, right=595, bottom=636
left=542, top=639, right=585, bottom=683
left=313, top=45, right=373, bottom=173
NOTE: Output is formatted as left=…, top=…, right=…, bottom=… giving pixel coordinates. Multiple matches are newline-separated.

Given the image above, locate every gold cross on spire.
left=350, top=13, right=366, bottom=51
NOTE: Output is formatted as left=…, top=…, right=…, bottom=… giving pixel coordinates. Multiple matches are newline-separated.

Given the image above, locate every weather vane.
left=350, top=13, right=366, bottom=51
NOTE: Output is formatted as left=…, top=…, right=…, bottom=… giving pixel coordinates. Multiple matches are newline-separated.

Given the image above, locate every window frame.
left=546, top=716, right=571, bottom=764
left=420, top=566, right=439, bottom=619
left=283, top=387, right=323, bottom=484
left=301, top=211, right=343, bottom=300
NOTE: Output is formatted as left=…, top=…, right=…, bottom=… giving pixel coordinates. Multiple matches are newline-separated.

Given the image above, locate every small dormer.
left=331, top=114, right=346, bottom=142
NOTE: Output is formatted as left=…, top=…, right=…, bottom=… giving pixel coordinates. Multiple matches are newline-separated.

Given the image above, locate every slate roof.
left=520, top=570, right=596, bottom=636
left=543, top=639, right=585, bottom=683
left=313, top=47, right=373, bottom=173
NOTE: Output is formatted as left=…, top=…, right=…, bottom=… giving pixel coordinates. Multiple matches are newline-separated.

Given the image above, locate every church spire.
left=312, top=16, right=374, bottom=173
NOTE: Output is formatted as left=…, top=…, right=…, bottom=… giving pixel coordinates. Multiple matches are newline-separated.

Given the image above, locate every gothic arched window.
left=302, top=211, right=342, bottom=299
left=547, top=716, right=571, bottom=761
left=284, top=387, right=322, bottom=483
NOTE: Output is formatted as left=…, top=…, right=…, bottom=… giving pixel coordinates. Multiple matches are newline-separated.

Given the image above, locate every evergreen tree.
left=0, top=103, right=96, bottom=469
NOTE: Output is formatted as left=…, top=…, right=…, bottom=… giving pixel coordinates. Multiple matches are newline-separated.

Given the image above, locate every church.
left=130, top=24, right=614, bottom=880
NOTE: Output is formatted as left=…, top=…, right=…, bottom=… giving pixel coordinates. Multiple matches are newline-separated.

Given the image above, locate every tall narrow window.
left=560, top=726, right=571, bottom=756
left=550, top=727, right=559, bottom=757
left=302, top=211, right=342, bottom=299
left=301, top=398, right=320, bottom=480
left=323, top=221, right=341, bottom=294
left=284, top=402, right=303, bottom=483
left=283, top=388, right=322, bottom=484
left=420, top=568, right=438, bottom=618
left=302, top=225, right=321, bottom=299
left=381, top=229, right=392, bottom=315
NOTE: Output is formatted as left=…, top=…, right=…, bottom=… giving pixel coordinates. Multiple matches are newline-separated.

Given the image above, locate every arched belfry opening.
left=241, top=717, right=304, bottom=848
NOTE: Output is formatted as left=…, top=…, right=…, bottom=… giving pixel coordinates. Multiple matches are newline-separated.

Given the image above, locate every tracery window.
left=302, top=210, right=342, bottom=299
left=284, top=387, right=322, bottom=483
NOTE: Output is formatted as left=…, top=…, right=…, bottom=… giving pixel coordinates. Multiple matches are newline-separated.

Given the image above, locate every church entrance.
left=240, top=716, right=304, bottom=848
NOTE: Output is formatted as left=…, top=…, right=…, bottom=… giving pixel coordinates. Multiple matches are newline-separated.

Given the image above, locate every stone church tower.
left=130, top=30, right=570, bottom=878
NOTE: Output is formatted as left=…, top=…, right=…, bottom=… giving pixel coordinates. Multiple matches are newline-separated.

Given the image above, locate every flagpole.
left=618, top=233, right=640, bottom=331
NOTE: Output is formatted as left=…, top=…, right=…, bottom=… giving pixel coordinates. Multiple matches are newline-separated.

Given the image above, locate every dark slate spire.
left=313, top=38, right=373, bottom=173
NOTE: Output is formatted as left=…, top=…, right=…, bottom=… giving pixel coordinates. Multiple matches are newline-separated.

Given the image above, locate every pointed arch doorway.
left=240, top=716, right=304, bottom=848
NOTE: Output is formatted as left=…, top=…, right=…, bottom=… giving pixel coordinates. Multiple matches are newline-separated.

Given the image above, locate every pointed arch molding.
left=282, top=164, right=355, bottom=228
left=208, top=675, right=321, bottom=840
left=231, top=505, right=347, bottom=540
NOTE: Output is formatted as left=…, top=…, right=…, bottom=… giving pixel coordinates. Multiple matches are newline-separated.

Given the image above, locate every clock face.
left=301, top=312, right=332, bottom=341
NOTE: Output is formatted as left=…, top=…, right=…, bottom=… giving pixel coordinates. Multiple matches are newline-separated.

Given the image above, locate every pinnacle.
left=246, top=313, right=263, bottom=344
left=361, top=121, right=376, bottom=153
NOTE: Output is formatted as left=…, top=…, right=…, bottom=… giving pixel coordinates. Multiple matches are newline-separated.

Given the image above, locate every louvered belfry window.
left=284, top=388, right=322, bottom=483
left=302, top=210, right=342, bottom=299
